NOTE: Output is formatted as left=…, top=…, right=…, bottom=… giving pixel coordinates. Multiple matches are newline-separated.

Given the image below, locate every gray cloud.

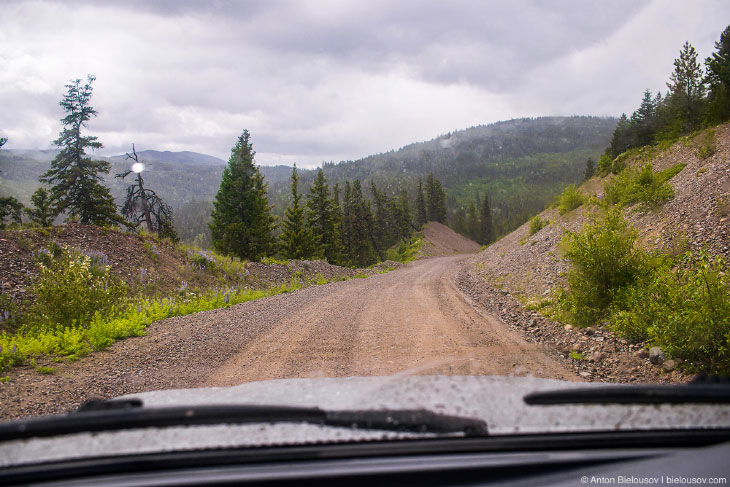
left=1, top=0, right=728, bottom=167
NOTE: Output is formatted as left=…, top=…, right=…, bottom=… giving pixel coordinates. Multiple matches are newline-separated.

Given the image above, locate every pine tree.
left=40, top=75, right=122, bottom=226
left=667, top=41, right=706, bottom=132
left=414, top=179, right=427, bottom=227
left=0, top=197, right=23, bottom=229
left=479, top=191, right=494, bottom=245
left=306, top=169, right=342, bottom=263
left=466, top=201, right=479, bottom=242
left=425, top=173, right=447, bottom=223
left=630, top=89, right=656, bottom=146
left=397, top=188, right=412, bottom=239
left=209, top=130, right=275, bottom=261
left=24, top=187, right=57, bottom=227
left=349, top=180, right=378, bottom=266
left=280, top=165, right=317, bottom=260
left=341, top=181, right=353, bottom=264
left=705, top=25, right=730, bottom=123
left=609, top=114, right=632, bottom=157
left=584, top=158, right=595, bottom=180
left=453, top=207, right=467, bottom=237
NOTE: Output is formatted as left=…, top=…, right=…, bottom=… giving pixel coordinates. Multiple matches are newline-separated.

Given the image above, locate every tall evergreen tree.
left=25, top=187, right=57, bottom=227
left=341, top=181, right=353, bottom=264
left=584, top=157, right=595, bottom=180
left=630, top=89, right=656, bottom=146
left=667, top=41, right=706, bottom=132
left=479, top=191, right=494, bottom=245
left=306, top=168, right=342, bottom=263
left=0, top=197, right=23, bottom=229
left=280, top=165, right=317, bottom=260
left=397, top=188, right=412, bottom=239
left=348, top=180, right=378, bottom=266
left=705, top=25, right=730, bottom=123
left=466, top=202, right=479, bottom=242
left=209, top=130, right=275, bottom=261
left=609, top=114, right=632, bottom=157
left=40, top=75, right=122, bottom=226
left=452, top=207, right=467, bottom=237
left=414, top=179, right=427, bottom=227
left=425, top=173, right=447, bottom=223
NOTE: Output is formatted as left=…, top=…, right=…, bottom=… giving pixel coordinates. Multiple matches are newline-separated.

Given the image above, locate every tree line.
left=0, top=73, right=464, bottom=268
left=605, top=25, right=730, bottom=162
left=209, top=129, right=456, bottom=266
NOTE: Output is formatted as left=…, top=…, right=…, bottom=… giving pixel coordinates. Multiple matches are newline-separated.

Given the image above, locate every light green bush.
left=558, top=209, right=650, bottom=325
left=28, top=246, right=126, bottom=331
left=557, top=184, right=585, bottom=215
left=603, top=163, right=684, bottom=209
left=386, top=234, right=423, bottom=263
left=528, top=216, right=548, bottom=236
left=610, top=252, right=730, bottom=374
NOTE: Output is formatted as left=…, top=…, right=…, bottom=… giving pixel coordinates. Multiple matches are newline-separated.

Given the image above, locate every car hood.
left=2, top=375, right=730, bottom=466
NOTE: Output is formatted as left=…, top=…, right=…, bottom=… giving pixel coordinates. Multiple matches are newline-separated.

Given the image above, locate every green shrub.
left=610, top=252, right=730, bottom=374
left=386, top=234, right=423, bottom=263
left=603, top=163, right=683, bottom=209
left=597, top=153, right=613, bottom=176
left=558, top=209, right=651, bottom=325
left=569, top=351, right=584, bottom=361
left=28, top=246, right=126, bottom=331
left=557, top=184, right=585, bottom=215
left=528, top=216, right=548, bottom=236
left=656, top=163, right=687, bottom=183
left=611, top=152, right=630, bottom=174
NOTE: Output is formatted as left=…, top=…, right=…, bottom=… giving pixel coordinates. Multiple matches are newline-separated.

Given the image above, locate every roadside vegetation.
left=0, top=240, right=371, bottom=373
left=555, top=209, right=730, bottom=375
left=556, top=184, right=585, bottom=215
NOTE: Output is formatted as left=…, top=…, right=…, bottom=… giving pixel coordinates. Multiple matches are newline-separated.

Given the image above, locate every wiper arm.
left=524, top=384, right=730, bottom=405
left=0, top=399, right=488, bottom=442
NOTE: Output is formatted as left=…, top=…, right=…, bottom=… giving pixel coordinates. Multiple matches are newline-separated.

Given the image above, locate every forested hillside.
left=275, top=116, right=616, bottom=238
left=1, top=116, right=615, bottom=247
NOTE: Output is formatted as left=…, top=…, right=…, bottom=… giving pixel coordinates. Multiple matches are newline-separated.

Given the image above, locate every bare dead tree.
left=116, top=144, right=177, bottom=240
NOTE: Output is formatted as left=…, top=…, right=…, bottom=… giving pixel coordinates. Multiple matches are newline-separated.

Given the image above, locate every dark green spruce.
left=279, top=165, right=317, bottom=260
left=209, top=130, right=275, bottom=261
left=306, top=169, right=342, bottom=264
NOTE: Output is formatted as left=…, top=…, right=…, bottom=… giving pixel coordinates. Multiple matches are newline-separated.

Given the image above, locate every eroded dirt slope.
left=457, top=125, right=730, bottom=383
left=419, top=221, right=482, bottom=257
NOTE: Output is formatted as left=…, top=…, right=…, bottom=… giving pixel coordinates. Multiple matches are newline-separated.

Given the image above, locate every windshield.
left=1, top=0, right=730, bottom=457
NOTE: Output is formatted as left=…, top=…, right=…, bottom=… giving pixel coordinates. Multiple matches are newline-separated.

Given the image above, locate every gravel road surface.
left=0, top=255, right=576, bottom=420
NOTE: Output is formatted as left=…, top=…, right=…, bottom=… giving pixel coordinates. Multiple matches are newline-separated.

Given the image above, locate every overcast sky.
left=1, top=0, right=728, bottom=167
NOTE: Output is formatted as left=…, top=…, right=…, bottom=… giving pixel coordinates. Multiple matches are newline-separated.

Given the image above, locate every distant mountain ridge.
left=108, top=150, right=226, bottom=166
left=1, top=115, right=616, bottom=245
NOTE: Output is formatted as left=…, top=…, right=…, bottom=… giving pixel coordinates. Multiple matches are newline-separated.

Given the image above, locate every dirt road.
left=205, top=255, right=575, bottom=386
left=0, top=255, right=576, bottom=420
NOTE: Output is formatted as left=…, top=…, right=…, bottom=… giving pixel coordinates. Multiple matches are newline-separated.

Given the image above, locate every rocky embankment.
left=459, top=124, right=730, bottom=383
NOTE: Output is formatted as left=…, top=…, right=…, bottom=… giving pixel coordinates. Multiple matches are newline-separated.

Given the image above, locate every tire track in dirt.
left=203, top=255, right=577, bottom=386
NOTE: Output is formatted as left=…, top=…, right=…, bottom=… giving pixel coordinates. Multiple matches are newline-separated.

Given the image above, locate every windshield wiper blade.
left=0, top=399, right=488, bottom=442
left=524, top=384, right=730, bottom=405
